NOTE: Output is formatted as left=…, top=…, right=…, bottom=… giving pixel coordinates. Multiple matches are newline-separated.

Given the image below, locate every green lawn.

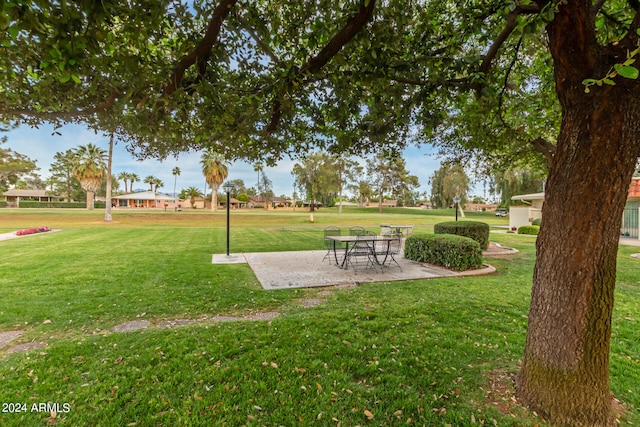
left=0, top=208, right=637, bottom=426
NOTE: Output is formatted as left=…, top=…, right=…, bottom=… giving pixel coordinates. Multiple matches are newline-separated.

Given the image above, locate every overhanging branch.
left=299, top=0, right=376, bottom=74
left=266, top=0, right=377, bottom=132
left=162, top=0, right=238, bottom=98
left=531, top=136, right=556, bottom=165
left=235, top=13, right=281, bottom=65
left=479, top=4, right=540, bottom=77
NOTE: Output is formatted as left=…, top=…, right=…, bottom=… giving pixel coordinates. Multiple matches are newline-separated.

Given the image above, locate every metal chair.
left=323, top=226, right=342, bottom=262
left=377, top=231, right=402, bottom=271
left=404, top=224, right=414, bottom=237
left=349, top=226, right=366, bottom=236
left=346, top=233, right=376, bottom=271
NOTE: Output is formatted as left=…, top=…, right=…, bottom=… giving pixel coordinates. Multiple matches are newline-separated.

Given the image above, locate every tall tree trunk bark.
left=86, top=191, right=94, bottom=210
left=211, top=183, right=218, bottom=211
left=104, top=134, right=113, bottom=222
left=515, top=2, right=640, bottom=424
left=516, top=92, right=640, bottom=426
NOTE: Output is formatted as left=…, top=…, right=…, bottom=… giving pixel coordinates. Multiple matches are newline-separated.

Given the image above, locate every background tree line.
left=292, top=151, right=421, bottom=211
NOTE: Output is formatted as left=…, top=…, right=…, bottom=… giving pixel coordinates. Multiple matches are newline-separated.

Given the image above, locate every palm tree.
left=129, top=173, right=139, bottom=193
left=71, top=143, right=107, bottom=210
left=201, top=149, right=229, bottom=211
left=183, top=186, right=202, bottom=209
left=143, top=175, right=157, bottom=192
left=117, top=172, right=130, bottom=194
left=172, top=167, right=181, bottom=198
left=152, top=177, right=164, bottom=192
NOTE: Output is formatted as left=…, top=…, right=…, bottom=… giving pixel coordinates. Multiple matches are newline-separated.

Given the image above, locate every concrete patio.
left=212, top=250, right=496, bottom=290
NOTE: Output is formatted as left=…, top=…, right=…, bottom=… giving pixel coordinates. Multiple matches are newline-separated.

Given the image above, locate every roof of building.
left=112, top=191, right=176, bottom=200
left=511, top=192, right=545, bottom=201
left=3, top=189, right=55, bottom=197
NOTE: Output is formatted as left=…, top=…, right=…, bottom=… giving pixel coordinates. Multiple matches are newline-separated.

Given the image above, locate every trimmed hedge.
left=518, top=225, right=540, bottom=235
left=404, top=233, right=483, bottom=271
left=434, top=220, right=490, bottom=250
left=0, top=201, right=7, bottom=208
left=18, top=201, right=106, bottom=209
left=531, top=218, right=542, bottom=226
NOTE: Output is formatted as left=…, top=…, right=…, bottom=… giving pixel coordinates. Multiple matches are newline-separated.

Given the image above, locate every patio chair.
left=346, top=233, right=376, bottom=271
left=349, top=226, right=366, bottom=236
left=377, top=231, right=402, bottom=271
left=404, top=224, right=414, bottom=237
left=380, top=223, right=391, bottom=235
left=323, top=226, right=342, bottom=262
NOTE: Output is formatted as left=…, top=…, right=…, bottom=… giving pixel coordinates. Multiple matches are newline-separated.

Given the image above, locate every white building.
left=509, top=192, right=544, bottom=231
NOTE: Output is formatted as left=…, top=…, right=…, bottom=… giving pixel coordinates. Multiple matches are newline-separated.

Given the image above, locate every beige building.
left=2, top=189, right=62, bottom=207
left=509, top=192, right=544, bottom=231
left=111, top=191, right=179, bottom=209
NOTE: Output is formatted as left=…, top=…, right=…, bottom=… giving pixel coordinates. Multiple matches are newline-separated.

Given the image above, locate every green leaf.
left=614, top=64, right=639, bottom=79
left=59, top=74, right=71, bottom=83
left=8, top=25, right=19, bottom=39
left=602, top=78, right=616, bottom=86
left=49, top=48, right=62, bottom=59
left=523, top=22, right=537, bottom=34
left=71, top=75, right=81, bottom=84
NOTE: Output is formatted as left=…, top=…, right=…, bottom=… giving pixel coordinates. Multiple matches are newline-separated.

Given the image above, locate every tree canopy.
left=0, top=137, right=38, bottom=191
left=0, top=0, right=555, bottom=168
left=429, top=162, right=470, bottom=209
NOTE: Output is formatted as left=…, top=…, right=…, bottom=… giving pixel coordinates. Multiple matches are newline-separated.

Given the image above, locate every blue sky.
left=4, top=122, right=449, bottom=199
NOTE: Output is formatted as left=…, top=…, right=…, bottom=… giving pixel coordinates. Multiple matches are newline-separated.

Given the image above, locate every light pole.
left=453, top=196, right=461, bottom=221
left=222, top=182, right=234, bottom=256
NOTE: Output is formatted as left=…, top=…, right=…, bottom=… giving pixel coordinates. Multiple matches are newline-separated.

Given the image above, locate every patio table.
left=325, top=235, right=394, bottom=269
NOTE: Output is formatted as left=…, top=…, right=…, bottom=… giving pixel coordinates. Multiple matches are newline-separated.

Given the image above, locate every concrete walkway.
left=213, top=249, right=498, bottom=290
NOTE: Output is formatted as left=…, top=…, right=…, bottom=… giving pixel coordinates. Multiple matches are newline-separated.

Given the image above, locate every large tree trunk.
left=516, top=70, right=640, bottom=427
left=515, top=2, right=640, bottom=425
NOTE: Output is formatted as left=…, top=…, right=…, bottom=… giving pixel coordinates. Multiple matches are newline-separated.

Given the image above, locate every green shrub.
left=18, top=201, right=105, bottom=209
left=404, top=233, right=483, bottom=271
left=531, top=218, right=542, bottom=226
left=518, top=225, right=540, bottom=235
left=0, top=200, right=7, bottom=208
left=434, top=220, right=490, bottom=250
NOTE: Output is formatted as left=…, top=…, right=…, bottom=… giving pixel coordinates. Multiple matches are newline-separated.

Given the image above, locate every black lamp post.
left=453, top=196, right=461, bottom=221
left=222, top=182, right=234, bottom=256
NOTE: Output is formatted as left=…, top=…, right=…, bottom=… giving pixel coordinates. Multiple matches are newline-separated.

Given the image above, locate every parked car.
left=495, top=208, right=508, bottom=217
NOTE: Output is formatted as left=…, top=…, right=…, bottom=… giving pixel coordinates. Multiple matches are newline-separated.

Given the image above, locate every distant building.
left=509, top=192, right=544, bottom=230
left=111, top=191, right=178, bottom=209
left=2, top=189, right=63, bottom=207
left=248, top=195, right=292, bottom=209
